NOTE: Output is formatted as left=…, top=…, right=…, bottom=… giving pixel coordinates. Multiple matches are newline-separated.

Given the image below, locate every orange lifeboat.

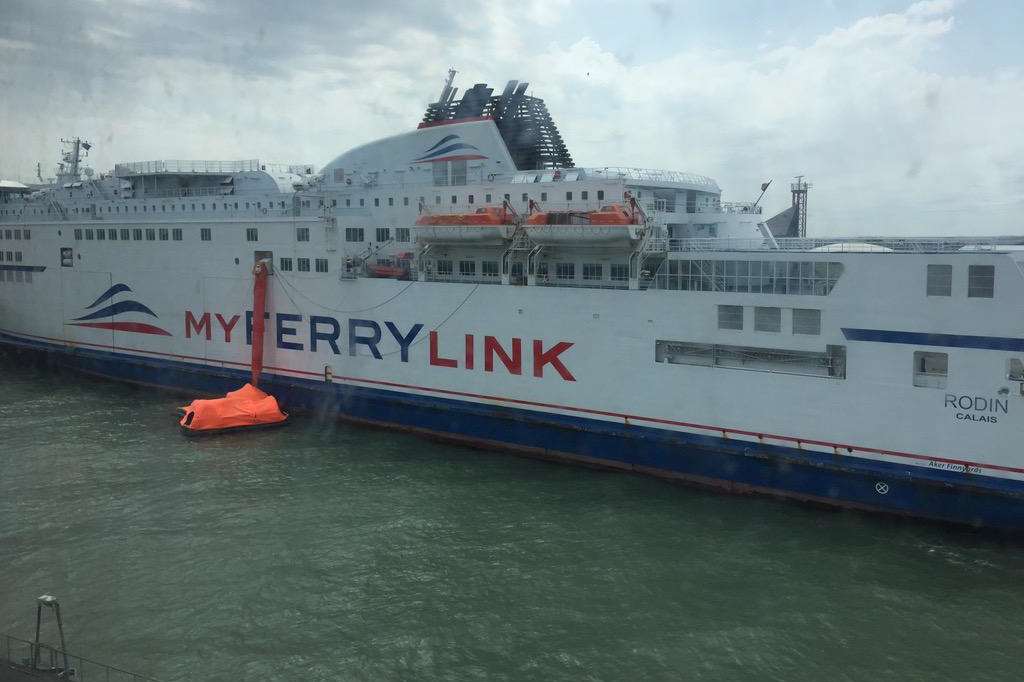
left=525, top=203, right=635, bottom=226
left=179, top=383, right=287, bottom=435
left=524, top=203, right=642, bottom=244
left=414, top=206, right=516, bottom=243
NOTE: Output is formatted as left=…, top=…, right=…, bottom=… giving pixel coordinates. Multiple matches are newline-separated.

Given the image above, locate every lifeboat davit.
left=524, top=203, right=642, bottom=244
left=366, top=251, right=414, bottom=279
left=414, top=206, right=516, bottom=243
left=179, top=383, right=287, bottom=435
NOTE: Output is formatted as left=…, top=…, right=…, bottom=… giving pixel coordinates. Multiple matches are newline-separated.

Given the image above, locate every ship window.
left=655, top=260, right=843, bottom=295
left=143, top=205, right=147, bottom=212
left=3, top=229, right=9, bottom=239
left=359, top=198, right=365, bottom=207
left=597, top=190, right=605, bottom=200
left=485, top=194, right=492, bottom=203
left=74, top=229, right=82, bottom=240
left=315, top=258, right=328, bottom=273
left=388, top=197, right=394, bottom=207
left=459, top=260, right=476, bottom=276
left=521, top=193, right=528, bottom=203
left=345, top=228, right=364, bottom=242
left=246, top=228, right=258, bottom=242
left=279, top=257, right=293, bottom=271
left=3, top=251, right=9, bottom=261
left=436, top=259, right=453, bottom=276
left=376, top=228, right=390, bottom=242
left=656, top=340, right=846, bottom=378
left=754, top=306, right=781, bottom=332
left=85, top=229, right=94, bottom=240
left=279, top=202, right=285, bottom=209
left=120, top=229, right=130, bottom=240
left=296, top=227, right=310, bottom=242
left=170, top=204, right=175, bottom=211
left=334, top=168, right=345, bottom=183
left=913, top=351, right=947, bottom=389
left=172, top=228, right=183, bottom=241
left=200, top=228, right=212, bottom=242
left=792, top=308, right=821, bottom=335
left=374, top=198, right=380, bottom=207
left=345, top=199, right=350, bottom=207
left=610, top=264, right=628, bottom=282
left=556, top=262, right=575, bottom=280
left=96, top=229, right=105, bottom=241
left=718, top=305, right=744, bottom=330
left=541, top=192, right=548, bottom=201
left=482, top=261, right=499, bottom=277
left=582, top=191, right=589, bottom=200
left=582, top=263, right=603, bottom=280
left=159, top=228, right=169, bottom=241
left=433, top=161, right=448, bottom=186
left=451, top=195, right=458, bottom=205
left=108, top=229, right=117, bottom=240
left=161, top=205, right=166, bottom=212
left=468, top=195, right=474, bottom=204
left=15, top=270, right=22, bottom=282
left=133, top=229, right=143, bottom=240
left=201, top=203, right=206, bottom=210
left=191, top=203, right=196, bottom=211
left=330, top=200, right=336, bottom=207
left=395, top=228, right=410, bottom=242
left=298, top=258, right=310, bottom=272
left=234, top=202, right=239, bottom=209
left=15, top=252, right=21, bottom=262
left=566, top=192, right=573, bottom=201
left=435, top=195, right=441, bottom=205
left=926, top=264, right=952, bottom=297
left=403, top=197, right=409, bottom=206
left=60, top=248, right=73, bottom=267
left=145, top=229, right=156, bottom=241
left=14, top=229, right=21, bottom=239
left=968, top=265, right=994, bottom=298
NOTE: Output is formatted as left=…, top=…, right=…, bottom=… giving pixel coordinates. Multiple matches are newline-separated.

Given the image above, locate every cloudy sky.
left=1, top=0, right=1022, bottom=234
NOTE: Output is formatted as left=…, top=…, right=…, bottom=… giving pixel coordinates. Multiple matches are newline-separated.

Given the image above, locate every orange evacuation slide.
left=179, top=383, right=287, bottom=434
left=179, top=261, right=288, bottom=434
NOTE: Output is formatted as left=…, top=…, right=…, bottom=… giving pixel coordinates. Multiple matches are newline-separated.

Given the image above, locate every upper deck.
left=651, top=236, right=1024, bottom=254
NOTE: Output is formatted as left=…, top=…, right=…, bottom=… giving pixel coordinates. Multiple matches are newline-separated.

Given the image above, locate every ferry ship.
left=3, top=72, right=1023, bottom=531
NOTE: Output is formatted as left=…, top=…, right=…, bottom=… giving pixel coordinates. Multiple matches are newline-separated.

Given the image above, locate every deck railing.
left=644, top=236, right=1024, bottom=254
left=2, top=634, right=159, bottom=681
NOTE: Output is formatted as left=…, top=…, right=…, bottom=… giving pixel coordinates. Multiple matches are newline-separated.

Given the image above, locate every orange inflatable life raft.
left=179, top=383, right=288, bottom=435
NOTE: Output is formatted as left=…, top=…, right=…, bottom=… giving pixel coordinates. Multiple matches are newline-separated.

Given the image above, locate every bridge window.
left=655, top=259, right=843, bottom=295
left=279, top=257, right=293, bottom=271
left=792, top=308, right=821, bottom=335
left=376, top=228, right=390, bottom=242
left=345, top=228, right=364, bottom=242
left=754, top=306, right=781, bottom=333
left=395, top=228, right=410, bottom=242
left=913, top=351, right=947, bottom=389
left=968, top=265, right=994, bottom=298
left=298, top=258, right=310, bottom=272
left=926, top=264, right=952, bottom=296
left=315, top=258, right=328, bottom=273
left=200, top=228, right=211, bottom=241
left=717, top=305, right=743, bottom=330
left=296, top=227, right=310, bottom=242
left=582, top=263, right=603, bottom=280
left=246, top=228, right=258, bottom=242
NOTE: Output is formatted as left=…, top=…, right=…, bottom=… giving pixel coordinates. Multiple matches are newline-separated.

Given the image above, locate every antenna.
left=791, top=175, right=811, bottom=237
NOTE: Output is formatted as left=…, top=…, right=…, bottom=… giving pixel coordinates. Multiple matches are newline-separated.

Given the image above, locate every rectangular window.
left=145, top=229, right=156, bottom=241
left=388, top=197, right=394, bottom=207
left=451, top=195, right=458, bottom=205
left=754, top=306, right=781, bottom=332
left=359, top=198, right=364, bottom=207
left=159, top=228, right=169, bottom=241
left=582, top=191, right=589, bottom=200
left=296, top=227, right=310, bottom=242
left=85, top=229, right=94, bottom=240
left=108, top=229, right=117, bottom=240
left=345, top=199, right=350, bottom=207
left=345, top=227, right=364, bottom=242
left=485, top=193, right=492, bottom=203
left=435, top=196, right=441, bottom=205
left=200, top=228, right=212, bottom=241
left=279, top=257, right=293, bottom=271
left=315, top=258, right=328, bottom=273
left=482, top=261, right=499, bottom=277
left=522, top=193, right=528, bottom=202
left=403, top=197, right=409, bottom=206
left=610, top=264, right=629, bottom=282
left=968, top=264, right=994, bottom=298
left=792, top=308, right=821, bottom=335
left=459, top=260, right=476, bottom=276
left=913, top=351, right=948, bottom=389
left=172, top=228, right=182, bottom=241
left=718, top=305, right=744, bottom=330
left=556, top=262, right=575, bottom=280
left=24, top=229, right=30, bottom=240
left=374, top=198, right=380, bottom=207
left=246, top=228, right=258, bottom=242
left=15, top=251, right=22, bottom=262
left=436, top=259, right=453, bottom=276
left=926, top=264, right=952, bottom=296
left=297, top=258, right=310, bottom=272
left=96, top=229, right=105, bottom=241
left=566, top=191, right=573, bottom=201
left=597, top=190, right=605, bottom=201
left=582, top=263, right=603, bottom=280
left=395, top=227, right=410, bottom=242
left=468, top=194, right=475, bottom=204
left=120, top=229, right=130, bottom=240
left=433, top=161, right=448, bottom=186
left=74, top=229, right=82, bottom=240
left=376, top=227, right=390, bottom=242
left=541, top=192, right=547, bottom=201
left=133, top=229, right=143, bottom=240
left=450, top=159, right=467, bottom=186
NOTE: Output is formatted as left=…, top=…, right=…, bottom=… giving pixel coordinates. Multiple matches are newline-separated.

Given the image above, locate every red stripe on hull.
left=68, top=321, right=173, bottom=336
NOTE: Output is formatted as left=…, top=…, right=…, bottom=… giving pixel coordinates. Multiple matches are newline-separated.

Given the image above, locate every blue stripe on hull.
left=4, top=331, right=1024, bottom=532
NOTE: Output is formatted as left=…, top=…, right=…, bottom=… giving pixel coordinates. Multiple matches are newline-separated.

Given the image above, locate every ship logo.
left=412, top=134, right=488, bottom=163
left=66, top=283, right=172, bottom=336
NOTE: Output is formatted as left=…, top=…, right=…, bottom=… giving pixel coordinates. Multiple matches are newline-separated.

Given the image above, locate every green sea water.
left=1, top=352, right=1023, bottom=681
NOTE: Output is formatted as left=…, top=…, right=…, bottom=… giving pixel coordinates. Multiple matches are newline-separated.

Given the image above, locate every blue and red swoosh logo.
left=412, top=134, right=487, bottom=163
left=67, top=283, right=172, bottom=336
